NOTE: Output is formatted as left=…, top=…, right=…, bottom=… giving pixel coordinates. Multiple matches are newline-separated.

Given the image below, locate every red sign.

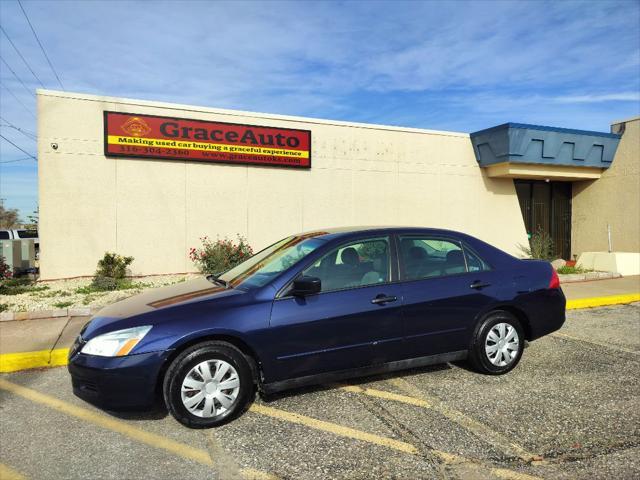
left=104, top=111, right=311, bottom=168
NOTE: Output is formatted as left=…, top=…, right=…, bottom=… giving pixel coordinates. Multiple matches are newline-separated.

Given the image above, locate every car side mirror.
left=291, top=276, right=321, bottom=296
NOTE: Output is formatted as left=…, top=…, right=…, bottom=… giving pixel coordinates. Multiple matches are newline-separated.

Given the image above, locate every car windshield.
left=216, top=234, right=327, bottom=289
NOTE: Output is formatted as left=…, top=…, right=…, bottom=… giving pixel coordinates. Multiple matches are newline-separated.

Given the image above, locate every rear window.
left=16, top=230, right=38, bottom=239
left=0, top=231, right=10, bottom=240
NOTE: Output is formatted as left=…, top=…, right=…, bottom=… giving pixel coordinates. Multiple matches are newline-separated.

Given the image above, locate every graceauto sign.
left=104, top=111, right=311, bottom=168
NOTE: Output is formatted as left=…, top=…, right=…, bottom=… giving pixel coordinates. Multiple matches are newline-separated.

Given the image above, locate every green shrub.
left=89, top=252, right=134, bottom=291
left=92, top=276, right=118, bottom=291
left=556, top=265, right=592, bottom=275
left=95, top=252, right=134, bottom=280
left=0, top=303, right=8, bottom=312
left=518, top=227, right=554, bottom=260
left=189, top=235, right=253, bottom=275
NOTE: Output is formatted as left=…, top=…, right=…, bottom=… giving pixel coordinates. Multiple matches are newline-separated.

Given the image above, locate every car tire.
left=163, top=341, right=254, bottom=428
left=468, top=311, right=525, bottom=375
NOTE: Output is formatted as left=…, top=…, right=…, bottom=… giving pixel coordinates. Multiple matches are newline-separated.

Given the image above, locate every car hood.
left=94, top=276, right=227, bottom=319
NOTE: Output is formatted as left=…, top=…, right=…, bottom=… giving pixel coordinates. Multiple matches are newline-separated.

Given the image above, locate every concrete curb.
left=0, top=307, right=95, bottom=322
left=1, top=293, right=638, bottom=375
left=0, top=348, right=69, bottom=373
left=565, top=293, right=640, bottom=310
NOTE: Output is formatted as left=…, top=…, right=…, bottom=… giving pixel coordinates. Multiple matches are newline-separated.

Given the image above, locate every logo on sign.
left=120, top=117, right=151, bottom=137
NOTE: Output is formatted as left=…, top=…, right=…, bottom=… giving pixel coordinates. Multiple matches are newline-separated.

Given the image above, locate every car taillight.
left=549, top=268, right=560, bottom=289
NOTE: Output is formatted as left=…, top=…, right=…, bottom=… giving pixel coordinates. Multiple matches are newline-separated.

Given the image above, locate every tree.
left=24, top=205, right=39, bottom=230
left=0, top=204, right=21, bottom=229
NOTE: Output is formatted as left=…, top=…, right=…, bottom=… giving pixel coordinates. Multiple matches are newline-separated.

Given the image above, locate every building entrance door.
left=514, top=180, right=572, bottom=260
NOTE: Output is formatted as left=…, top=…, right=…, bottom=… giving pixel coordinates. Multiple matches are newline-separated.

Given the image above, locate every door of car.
left=398, top=235, right=499, bottom=358
left=267, top=236, right=404, bottom=382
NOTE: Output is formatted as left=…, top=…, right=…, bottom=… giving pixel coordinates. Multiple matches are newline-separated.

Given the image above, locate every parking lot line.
left=338, top=384, right=433, bottom=408
left=551, top=332, right=639, bottom=355
left=0, top=463, right=27, bottom=480
left=388, top=377, right=541, bottom=463
left=0, top=379, right=276, bottom=480
left=249, top=403, right=419, bottom=454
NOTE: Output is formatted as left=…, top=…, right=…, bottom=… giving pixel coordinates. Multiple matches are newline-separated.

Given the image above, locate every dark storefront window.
left=515, top=180, right=572, bottom=260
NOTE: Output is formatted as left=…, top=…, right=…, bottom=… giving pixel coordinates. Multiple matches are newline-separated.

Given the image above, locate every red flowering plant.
left=0, top=256, right=12, bottom=281
left=189, top=235, right=253, bottom=275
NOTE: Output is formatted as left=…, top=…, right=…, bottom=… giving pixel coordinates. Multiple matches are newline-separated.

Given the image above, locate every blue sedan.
left=68, top=227, right=565, bottom=428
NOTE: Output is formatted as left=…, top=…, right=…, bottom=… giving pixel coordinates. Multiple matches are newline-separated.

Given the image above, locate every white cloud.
left=555, top=93, right=640, bottom=103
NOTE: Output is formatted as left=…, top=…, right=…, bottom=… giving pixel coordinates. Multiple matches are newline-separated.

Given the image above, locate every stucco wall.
left=37, top=90, right=529, bottom=279
left=572, top=117, right=640, bottom=255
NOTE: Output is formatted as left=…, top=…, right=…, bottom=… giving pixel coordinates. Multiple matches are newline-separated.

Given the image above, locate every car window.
left=302, top=237, right=390, bottom=293
left=219, top=235, right=326, bottom=289
left=0, top=231, right=9, bottom=240
left=399, top=236, right=467, bottom=280
left=464, top=247, right=491, bottom=272
left=16, top=230, right=38, bottom=239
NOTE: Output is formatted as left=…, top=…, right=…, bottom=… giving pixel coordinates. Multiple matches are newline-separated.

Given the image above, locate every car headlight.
left=81, top=326, right=152, bottom=357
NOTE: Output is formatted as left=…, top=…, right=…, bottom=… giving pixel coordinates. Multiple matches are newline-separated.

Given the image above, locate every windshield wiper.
left=206, top=274, right=229, bottom=288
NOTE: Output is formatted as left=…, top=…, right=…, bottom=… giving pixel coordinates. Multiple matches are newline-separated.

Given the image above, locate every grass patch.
left=0, top=278, right=50, bottom=296
left=38, top=290, right=72, bottom=298
left=53, top=300, right=74, bottom=309
left=557, top=265, right=592, bottom=275
left=76, top=279, right=152, bottom=294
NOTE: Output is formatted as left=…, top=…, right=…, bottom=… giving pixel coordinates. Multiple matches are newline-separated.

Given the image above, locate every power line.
left=0, top=25, right=46, bottom=89
left=0, top=81, right=36, bottom=117
left=0, top=115, right=36, bottom=139
left=0, top=123, right=36, bottom=142
left=17, top=0, right=64, bottom=90
left=0, top=133, right=37, bottom=160
left=0, top=156, right=34, bottom=164
left=0, top=55, right=33, bottom=96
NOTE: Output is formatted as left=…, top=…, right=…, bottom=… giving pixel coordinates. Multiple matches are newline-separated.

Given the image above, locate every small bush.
left=0, top=303, right=8, bottom=312
left=518, top=227, right=554, bottom=260
left=95, top=252, right=134, bottom=280
left=92, top=276, right=118, bottom=291
left=189, top=235, right=253, bottom=275
left=556, top=265, right=592, bottom=275
left=0, top=256, right=12, bottom=280
left=90, top=252, right=134, bottom=291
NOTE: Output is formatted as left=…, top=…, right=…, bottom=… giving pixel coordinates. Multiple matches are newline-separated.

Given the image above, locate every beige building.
left=37, top=90, right=639, bottom=279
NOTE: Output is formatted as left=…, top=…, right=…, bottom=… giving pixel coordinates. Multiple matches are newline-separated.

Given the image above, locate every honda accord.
left=68, top=227, right=565, bottom=428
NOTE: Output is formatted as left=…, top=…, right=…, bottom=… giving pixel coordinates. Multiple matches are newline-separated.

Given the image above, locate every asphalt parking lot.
left=1, top=303, right=639, bottom=480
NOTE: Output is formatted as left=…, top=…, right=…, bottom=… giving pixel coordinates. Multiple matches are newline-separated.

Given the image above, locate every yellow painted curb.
left=0, top=348, right=69, bottom=373
left=0, top=294, right=637, bottom=374
left=566, top=293, right=640, bottom=310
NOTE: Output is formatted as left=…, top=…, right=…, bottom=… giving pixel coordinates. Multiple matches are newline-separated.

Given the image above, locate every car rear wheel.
left=163, top=341, right=254, bottom=428
left=468, top=311, right=524, bottom=375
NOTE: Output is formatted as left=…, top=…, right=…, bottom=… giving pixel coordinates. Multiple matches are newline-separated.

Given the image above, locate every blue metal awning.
left=470, top=123, right=621, bottom=179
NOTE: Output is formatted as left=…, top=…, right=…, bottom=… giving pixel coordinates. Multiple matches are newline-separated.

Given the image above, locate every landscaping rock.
left=551, top=259, right=567, bottom=270
left=0, top=274, right=197, bottom=313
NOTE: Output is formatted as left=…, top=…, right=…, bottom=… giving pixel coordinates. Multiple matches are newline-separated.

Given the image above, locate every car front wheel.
left=468, top=311, right=525, bottom=375
left=163, top=341, right=254, bottom=428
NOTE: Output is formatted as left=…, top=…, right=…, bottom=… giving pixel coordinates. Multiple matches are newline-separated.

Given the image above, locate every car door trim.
left=261, top=349, right=468, bottom=394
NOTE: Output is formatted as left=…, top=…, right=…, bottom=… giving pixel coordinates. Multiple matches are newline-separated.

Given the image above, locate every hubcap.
left=485, top=322, right=520, bottom=367
left=180, top=359, right=240, bottom=418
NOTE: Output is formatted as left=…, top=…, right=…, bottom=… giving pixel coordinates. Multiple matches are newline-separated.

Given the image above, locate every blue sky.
left=1, top=0, right=639, bottom=218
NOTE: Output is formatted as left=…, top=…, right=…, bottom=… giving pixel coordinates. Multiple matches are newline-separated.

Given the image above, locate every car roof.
left=292, top=226, right=468, bottom=242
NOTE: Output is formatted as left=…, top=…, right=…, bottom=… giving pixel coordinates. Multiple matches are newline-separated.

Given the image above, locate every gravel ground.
left=0, top=304, right=638, bottom=479
left=0, top=274, right=199, bottom=312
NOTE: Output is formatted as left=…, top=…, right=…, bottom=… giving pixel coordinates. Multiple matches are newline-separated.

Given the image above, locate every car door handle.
left=470, top=281, right=491, bottom=290
left=371, top=295, right=398, bottom=305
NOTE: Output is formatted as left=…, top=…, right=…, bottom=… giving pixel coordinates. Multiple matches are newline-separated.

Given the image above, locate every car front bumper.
left=68, top=348, right=171, bottom=410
